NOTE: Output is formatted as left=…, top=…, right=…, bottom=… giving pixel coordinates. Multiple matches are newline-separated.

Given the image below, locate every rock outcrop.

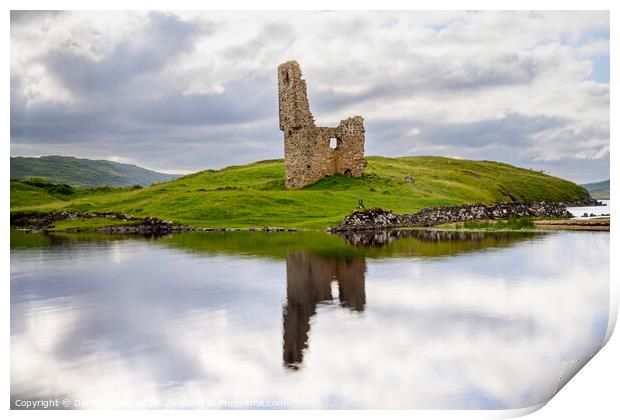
left=95, top=217, right=191, bottom=233
left=565, top=196, right=603, bottom=206
left=330, top=201, right=578, bottom=231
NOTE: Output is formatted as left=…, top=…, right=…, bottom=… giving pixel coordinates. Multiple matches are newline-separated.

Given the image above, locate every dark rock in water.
left=330, top=201, right=573, bottom=231
left=583, top=213, right=589, bottom=217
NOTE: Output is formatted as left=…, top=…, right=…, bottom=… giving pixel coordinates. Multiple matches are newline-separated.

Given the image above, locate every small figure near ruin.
left=278, top=60, right=366, bottom=189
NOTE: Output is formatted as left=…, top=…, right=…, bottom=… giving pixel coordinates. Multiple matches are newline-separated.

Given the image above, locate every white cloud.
left=10, top=11, right=609, bottom=182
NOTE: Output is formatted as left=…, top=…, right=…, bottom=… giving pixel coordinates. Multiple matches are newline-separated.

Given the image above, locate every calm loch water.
left=10, top=229, right=610, bottom=410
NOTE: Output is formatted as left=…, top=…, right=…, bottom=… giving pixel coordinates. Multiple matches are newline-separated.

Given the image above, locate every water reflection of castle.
left=280, top=229, right=535, bottom=369
left=283, top=252, right=366, bottom=369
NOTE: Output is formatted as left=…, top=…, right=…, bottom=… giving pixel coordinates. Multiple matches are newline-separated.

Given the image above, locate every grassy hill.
left=10, top=156, right=592, bottom=229
left=581, top=179, right=609, bottom=200
left=11, top=156, right=180, bottom=187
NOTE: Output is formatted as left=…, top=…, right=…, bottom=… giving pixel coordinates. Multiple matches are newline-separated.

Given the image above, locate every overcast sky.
left=10, top=11, right=609, bottom=183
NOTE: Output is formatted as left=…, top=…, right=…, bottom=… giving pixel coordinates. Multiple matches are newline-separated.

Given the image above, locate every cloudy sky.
left=10, top=11, right=609, bottom=183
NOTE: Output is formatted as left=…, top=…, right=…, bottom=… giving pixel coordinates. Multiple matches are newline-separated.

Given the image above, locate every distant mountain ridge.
left=580, top=179, right=609, bottom=200
left=11, top=156, right=181, bottom=188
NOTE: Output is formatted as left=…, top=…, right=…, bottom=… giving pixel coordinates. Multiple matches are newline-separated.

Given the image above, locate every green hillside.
left=11, top=156, right=180, bottom=187
left=10, top=156, right=592, bottom=229
left=581, top=179, right=609, bottom=200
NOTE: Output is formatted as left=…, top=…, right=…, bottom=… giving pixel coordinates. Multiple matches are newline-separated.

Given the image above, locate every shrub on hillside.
left=24, top=178, right=75, bottom=196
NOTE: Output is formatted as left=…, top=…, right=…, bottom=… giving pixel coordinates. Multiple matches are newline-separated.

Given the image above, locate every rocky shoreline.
left=11, top=211, right=192, bottom=234
left=10, top=211, right=297, bottom=233
left=11, top=198, right=602, bottom=234
left=329, top=201, right=595, bottom=232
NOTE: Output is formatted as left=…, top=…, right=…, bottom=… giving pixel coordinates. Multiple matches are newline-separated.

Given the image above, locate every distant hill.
left=581, top=179, right=609, bottom=200
left=10, top=156, right=181, bottom=188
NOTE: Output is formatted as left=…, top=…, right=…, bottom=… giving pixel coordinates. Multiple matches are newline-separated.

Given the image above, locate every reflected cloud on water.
left=10, top=229, right=610, bottom=409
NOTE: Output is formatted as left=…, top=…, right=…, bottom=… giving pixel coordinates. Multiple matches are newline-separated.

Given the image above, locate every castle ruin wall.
left=278, top=61, right=366, bottom=189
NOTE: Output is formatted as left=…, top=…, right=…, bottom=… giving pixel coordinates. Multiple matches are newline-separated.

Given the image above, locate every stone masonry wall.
left=278, top=61, right=366, bottom=189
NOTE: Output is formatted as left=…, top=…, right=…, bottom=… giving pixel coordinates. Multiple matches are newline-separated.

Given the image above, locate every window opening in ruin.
left=330, top=138, right=338, bottom=150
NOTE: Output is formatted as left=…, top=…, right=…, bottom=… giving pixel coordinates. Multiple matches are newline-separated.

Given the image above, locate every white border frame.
left=3, top=1, right=616, bottom=419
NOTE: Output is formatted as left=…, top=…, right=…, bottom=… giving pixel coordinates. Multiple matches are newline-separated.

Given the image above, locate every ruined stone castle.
left=278, top=61, right=366, bottom=189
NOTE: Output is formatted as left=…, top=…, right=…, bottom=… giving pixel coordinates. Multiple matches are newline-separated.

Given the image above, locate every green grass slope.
left=10, top=179, right=142, bottom=209
left=11, top=155, right=180, bottom=187
left=10, top=156, right=591, bottom=229
left=581, top=179, right=609, bottom=200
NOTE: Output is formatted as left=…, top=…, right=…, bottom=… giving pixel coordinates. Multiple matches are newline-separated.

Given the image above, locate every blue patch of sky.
left=559, top=27, right=609, bottom=46
left=579, top=27, right=610, bottom=44
left=587, top=55, right=610, bottom=84
left=559, top=27, right=609, bottom=84
left=455, top=389, right=505, bottom=409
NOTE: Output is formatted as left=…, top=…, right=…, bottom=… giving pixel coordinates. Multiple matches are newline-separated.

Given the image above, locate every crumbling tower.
left=278, top=60, right=366, bottom=189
